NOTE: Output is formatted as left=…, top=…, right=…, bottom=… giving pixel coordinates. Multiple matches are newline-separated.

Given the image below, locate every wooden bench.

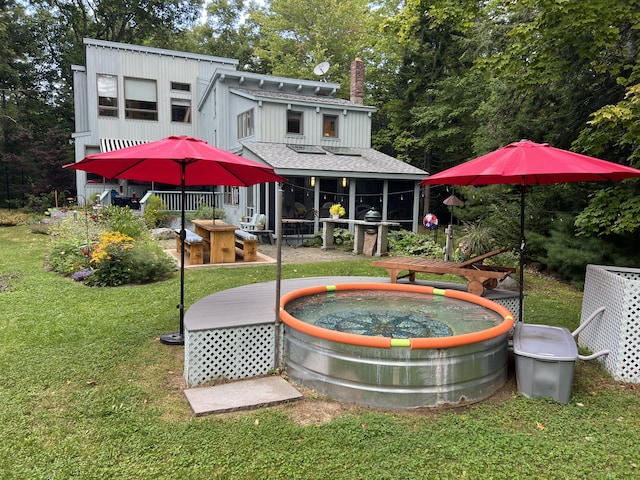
left=234, top=230, right=258, bottom=262
left=174, top=229, right=205, bottom=265
left=243, top=229, right=274, bottom=245
left=372, top=248, right=515, bottom=296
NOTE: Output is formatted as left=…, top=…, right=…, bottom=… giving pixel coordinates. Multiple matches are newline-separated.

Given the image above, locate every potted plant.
left=329, top=203, right=346, bottom=220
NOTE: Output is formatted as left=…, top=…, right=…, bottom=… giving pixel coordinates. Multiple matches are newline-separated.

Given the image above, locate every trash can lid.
left=513, top=323, right=578, bottom=361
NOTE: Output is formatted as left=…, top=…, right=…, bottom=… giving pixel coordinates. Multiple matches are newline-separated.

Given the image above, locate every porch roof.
left=240, top=141, right=427, bottom=180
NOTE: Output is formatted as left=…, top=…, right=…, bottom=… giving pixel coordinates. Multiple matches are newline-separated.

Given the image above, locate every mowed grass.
left=1, top=225, right=639, bottom=479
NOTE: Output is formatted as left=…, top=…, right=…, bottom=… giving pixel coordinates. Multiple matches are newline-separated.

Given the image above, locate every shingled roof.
left=240, top=142, right=427, bottom=179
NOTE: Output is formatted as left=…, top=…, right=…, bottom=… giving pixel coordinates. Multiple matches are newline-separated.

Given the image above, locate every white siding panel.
left=83, top=43, right=231, bottom=144
left=72, top=67, right=89, bottom=132
left=256, top=102, right=371, bottom=147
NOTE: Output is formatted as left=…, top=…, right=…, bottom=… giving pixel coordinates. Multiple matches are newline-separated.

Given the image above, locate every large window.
left=237, top=108, right=254, bottom=138
left=171, top=98, right=191, bottom=123
left=97, top=74, right=118, bottom=117
left=287, top=111, right=303, bottom=134
left=124, top=77, right=158, bottom=120
left=323, top=114, right=338, bottom=137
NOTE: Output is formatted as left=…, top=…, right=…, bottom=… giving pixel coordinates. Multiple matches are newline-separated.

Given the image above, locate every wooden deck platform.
left=183, top=276, right=521, bottom=387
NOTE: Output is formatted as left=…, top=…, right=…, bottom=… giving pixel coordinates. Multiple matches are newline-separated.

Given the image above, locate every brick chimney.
left=350, top=58, right=364, bottom=104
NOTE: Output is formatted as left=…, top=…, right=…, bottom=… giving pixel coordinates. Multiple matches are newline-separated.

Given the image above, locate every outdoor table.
left=192, top=219, right=238, bottom=263
left=282, top=218, right=314, bottom=246
left=320, top=218, right=399, bottom=256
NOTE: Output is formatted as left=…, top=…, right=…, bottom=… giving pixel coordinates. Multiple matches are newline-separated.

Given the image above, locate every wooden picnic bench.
left=234, top=230, right=258, bottom=262
left=371, top=248, right=515, bottom=296
left=174, top=229, right=205, bottom=265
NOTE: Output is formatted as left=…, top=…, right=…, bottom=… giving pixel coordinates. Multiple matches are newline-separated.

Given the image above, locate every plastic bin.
left=513, top=323, right=578, bottom=403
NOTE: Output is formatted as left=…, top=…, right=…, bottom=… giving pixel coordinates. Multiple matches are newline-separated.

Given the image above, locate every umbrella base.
left=160, top=332, right=184, bottom=346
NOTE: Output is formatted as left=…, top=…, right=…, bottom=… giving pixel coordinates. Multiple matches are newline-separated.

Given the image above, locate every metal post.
left=160, top=162, right=186, bottom=345
left=274, top=184, right=284, bottom=369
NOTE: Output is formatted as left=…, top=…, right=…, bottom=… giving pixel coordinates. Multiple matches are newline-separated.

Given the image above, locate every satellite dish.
left=313, top=61, right=330, bottom=78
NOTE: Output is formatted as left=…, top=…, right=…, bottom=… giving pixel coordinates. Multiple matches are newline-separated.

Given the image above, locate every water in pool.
left=284, top=289, right=503, bottom=338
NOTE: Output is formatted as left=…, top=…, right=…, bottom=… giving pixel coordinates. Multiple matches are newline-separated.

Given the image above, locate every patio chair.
left=239, top=213, right=265, bottom=231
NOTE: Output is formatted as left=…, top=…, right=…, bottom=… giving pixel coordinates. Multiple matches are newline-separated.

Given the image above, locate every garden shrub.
left=454, top=222, right=496, bottom=260
left=23, top=192, right=56, bottom=213
left=0, top=210, right=31, bottom=226
left=47, top=209, right=175, bottom=286
left=306, top=227, right=353, bottom=248
left=142, top=195, right=169, bottom=228
left=86, top=231, right=135, bottom=285
left=387, top=230, right=441, bottom=258
left=98, top=205, right=148, bottom=239
left=47, top=214, right=102, bottom=276
left=126, top=240, right=176, bottom=284
left=186, top=204, right=226, bottom=222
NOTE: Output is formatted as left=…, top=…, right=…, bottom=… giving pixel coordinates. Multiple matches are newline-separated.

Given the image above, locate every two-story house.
left=71, top=39, right=427, bottom=233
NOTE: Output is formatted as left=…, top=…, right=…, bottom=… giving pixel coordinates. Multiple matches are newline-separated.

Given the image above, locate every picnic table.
left=192, top=219, right=238, bottom=263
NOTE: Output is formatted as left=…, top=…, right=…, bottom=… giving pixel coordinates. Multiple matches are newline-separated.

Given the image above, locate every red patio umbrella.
left=65, top=135, right=286, bottom=345
left=421, top=140, right=640, bottom=321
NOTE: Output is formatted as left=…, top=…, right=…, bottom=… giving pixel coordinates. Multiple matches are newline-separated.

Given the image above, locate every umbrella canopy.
left=65, top=135, right=286, bottom=345
left=421, top=140, right=640, bottom=321
left=66, top=135, right=283, bottom=187
left=421, top=140, right=640, bottom=186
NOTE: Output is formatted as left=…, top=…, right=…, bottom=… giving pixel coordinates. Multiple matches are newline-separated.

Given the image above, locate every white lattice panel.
left=494, top=297, right=520, bottom=322
left=184, top=324, right=275, bottom=387
left=579, top=265, right=640, bottom=383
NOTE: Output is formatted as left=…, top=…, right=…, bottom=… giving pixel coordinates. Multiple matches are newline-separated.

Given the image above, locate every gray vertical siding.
left=80, top=41, right=236, bottom=145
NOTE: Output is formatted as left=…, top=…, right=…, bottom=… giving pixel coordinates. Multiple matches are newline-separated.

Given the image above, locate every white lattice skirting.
left=185, top=324, right=275, bottom=387
left=579, top=264, right=640, bottom=383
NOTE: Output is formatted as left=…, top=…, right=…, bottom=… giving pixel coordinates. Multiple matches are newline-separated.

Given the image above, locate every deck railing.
left=139, top=191, right=219, bottom=213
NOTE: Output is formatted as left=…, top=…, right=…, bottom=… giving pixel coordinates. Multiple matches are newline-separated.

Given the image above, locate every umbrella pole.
left=274, top=184, right=284, bottom=369
left=160, top=163, right=186, bottom=345
left=519, top=184, right=525, bottom=322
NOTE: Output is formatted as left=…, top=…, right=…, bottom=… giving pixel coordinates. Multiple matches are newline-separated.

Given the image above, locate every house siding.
left=72, top=66, right=89, bottom=133
left=72, top=39, right=425, bottom=232
left=80, top=40, right=236, bottom=147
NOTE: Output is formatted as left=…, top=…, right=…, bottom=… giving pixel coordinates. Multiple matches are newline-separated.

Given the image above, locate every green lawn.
left=1, top=225, right=638, bottom=479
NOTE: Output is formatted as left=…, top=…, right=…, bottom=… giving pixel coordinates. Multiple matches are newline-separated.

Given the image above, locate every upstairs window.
left=287, top=111, right=303, bottom=134
left=323, top=114, right=338, bottom=137
left=171, top=81, right=191, bottom=92
left=237, top=108, right=254, bottom=138
left=124, top=77, right=158, bottom=121
left=171, top=98, right=191, bottom=123
left=97, top=74, right=118, bottom=117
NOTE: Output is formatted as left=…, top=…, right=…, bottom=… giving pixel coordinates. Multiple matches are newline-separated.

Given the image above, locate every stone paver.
left=184, top=376, right=303, bottom=416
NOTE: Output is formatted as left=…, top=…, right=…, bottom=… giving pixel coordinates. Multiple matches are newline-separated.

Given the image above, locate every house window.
left=97, top=74, right=118, bottom=117
left=171, top=98, right=191, bottom=123
left=237, top=108, right=254, bottom=138
left=171, top=81, right=190, bottom=92
left=323, top=114, right=338, bottom=137
left=124, top=77, right=158, bottom=120
left=287, top=111, right=303, bottom=134
left=224, top=186, right=239, bottom=206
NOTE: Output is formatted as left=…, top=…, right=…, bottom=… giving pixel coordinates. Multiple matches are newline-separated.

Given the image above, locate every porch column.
left=412, top=183, right=421, bottom=232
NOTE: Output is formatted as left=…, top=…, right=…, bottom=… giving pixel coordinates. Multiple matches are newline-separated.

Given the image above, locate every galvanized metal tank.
left=284, top=327, right=509, bottom=409
left=280, top=283, right=513, bottom=409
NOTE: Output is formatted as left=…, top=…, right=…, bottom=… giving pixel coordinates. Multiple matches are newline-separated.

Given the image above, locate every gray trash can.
left=513, top=323, right=578, bottom=403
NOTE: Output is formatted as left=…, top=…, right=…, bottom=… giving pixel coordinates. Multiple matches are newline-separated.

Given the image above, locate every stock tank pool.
left=279, top=283, right=514, bottom=408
